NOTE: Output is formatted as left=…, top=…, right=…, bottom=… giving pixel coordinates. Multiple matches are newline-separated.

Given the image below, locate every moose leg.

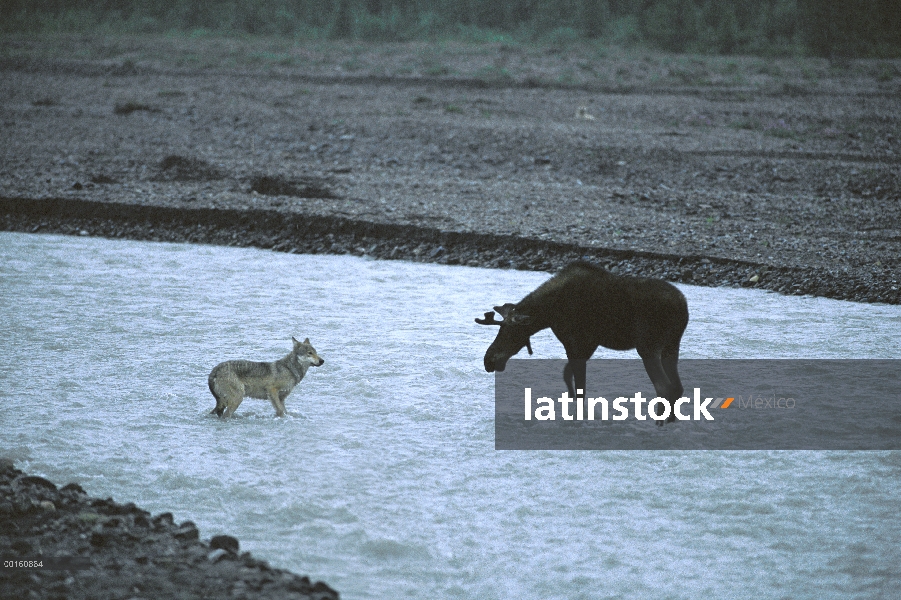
left=661, top=348, right=683, bottom=400
left=563, top=359, right=587, bottom=400
left=640, top=353, right=679, bottom=424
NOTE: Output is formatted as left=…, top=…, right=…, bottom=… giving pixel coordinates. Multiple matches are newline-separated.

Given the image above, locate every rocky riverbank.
left=2, top=35, right=900, bottom=304
left=0, top=459, right=339, bottom=600
left=1, top=196, right=899, bottom=304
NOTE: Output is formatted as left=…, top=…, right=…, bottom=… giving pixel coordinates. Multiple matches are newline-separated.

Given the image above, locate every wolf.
left=208, top=337, right=324, bottom=418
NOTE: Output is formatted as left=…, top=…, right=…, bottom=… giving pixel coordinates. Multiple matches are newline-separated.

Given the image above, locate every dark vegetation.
left=2, top=0, right=900, bottom=57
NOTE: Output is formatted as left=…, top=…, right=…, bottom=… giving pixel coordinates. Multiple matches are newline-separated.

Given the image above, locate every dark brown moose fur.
left=477, top=261, right=689, bottom=422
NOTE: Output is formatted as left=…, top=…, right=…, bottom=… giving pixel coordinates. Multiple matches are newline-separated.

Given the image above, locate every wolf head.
left=292, top=337, right=325, bottom=368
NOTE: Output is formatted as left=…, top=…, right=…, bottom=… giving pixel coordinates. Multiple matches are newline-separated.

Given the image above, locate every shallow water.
left=1, top=231, right=900, bottom=599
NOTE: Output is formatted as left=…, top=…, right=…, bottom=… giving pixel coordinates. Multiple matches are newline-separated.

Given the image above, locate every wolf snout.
left=314, top=358, right=325, bottom=366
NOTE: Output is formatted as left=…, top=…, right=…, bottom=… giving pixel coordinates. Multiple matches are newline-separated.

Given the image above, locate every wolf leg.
left=210, top=387, right=227, bottom=417
left=213, top=376, right=244, bottom=418
left=268, top=388, right=286, bottom=417
left=209, top=382, right=229, bottom=417
left=223, top=383, right=245, bottom=418
left=224, top=395, right=244, bottom=418
left=209, top=375, right=228, bottom=416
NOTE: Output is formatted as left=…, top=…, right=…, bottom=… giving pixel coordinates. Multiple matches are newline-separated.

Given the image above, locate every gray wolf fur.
left=208, top=337, right=324, bottom=418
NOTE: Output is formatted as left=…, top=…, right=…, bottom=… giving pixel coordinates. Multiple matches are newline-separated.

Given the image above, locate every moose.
left=476, top=261, right=689, bottom=422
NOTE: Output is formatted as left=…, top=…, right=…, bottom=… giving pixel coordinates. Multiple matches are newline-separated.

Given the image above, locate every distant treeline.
left=3, top=0, right=900, bottom=57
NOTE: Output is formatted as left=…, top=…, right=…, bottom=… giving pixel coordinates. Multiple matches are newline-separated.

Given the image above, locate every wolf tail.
left=208, top=370, right=225, bottom=416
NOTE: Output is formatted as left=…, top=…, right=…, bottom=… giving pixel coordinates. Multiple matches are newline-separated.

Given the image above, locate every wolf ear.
left=292, top=336, right=299, bottom=344
left=303, top=337, right=310, bottom=344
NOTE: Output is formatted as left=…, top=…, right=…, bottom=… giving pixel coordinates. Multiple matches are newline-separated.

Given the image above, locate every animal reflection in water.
left=477, top=261, right=688, bottom=423
left=208, top=337, right=324, bottom=418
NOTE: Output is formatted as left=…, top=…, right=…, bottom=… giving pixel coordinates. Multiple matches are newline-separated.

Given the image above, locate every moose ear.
left=494, top=303, right=516, bottom=319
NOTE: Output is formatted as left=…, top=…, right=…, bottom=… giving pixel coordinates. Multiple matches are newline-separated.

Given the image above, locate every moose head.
left=476, top=303, right=534, bottom=373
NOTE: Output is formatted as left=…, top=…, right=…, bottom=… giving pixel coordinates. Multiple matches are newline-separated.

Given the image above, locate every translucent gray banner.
left=495, top=360, right=901, bottom=450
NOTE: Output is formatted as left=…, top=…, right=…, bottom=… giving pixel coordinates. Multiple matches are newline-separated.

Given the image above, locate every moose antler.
left=475, top=311, right=503, bottom=325
left=475, top=310, right=534, bottom=355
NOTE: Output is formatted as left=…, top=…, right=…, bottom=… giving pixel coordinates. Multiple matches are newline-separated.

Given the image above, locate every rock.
left=173, top=521, right=199, bottom=540
left=152, top=512, right=174, bottom=529
left=133, top=514, right=150, bottom=528
left=89, top=519, right=125, bottom=547
left=210, top=534, right=239, bottom=554
left=60, top=482, right=86, bottom=495
left=207, top=548, right=228, bottom=563
left=15, top=475, right=58, bottom=492
left=311, top=579, right=340, bottom=599
left=78, top=511, right=102, bottom=523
